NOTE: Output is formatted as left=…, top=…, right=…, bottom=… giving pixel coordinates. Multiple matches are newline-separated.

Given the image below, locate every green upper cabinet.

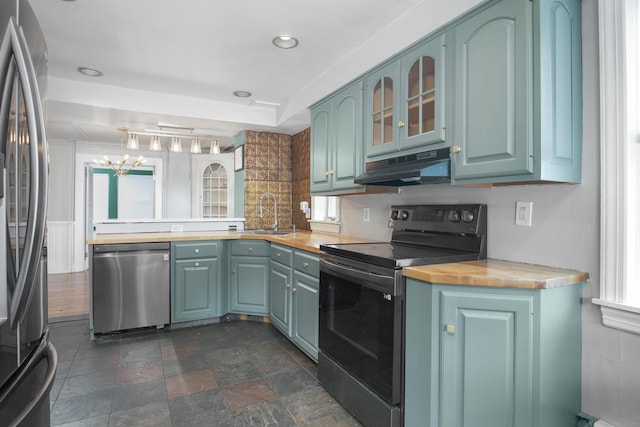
left=399, top=35, right=447, bottom=152
left=364, top=35, right=448, bottom=161
left=450, top=0, right=582, bottom=184
left=310, top=80, right=364, bottom=195
left=363, top=61, right=401, bottom=159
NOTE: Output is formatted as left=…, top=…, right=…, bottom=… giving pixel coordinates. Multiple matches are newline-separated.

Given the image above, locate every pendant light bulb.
left=210, top=140, right=220, bottom=155
left=170, top=136, right=183, bottom=152
left=127, top=133, right=139, bottom=150
left=190, top=137, right=201, bottom=154
left=149, top=135, right=162, bottom=151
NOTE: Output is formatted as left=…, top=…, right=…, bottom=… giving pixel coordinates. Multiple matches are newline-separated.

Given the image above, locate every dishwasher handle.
left=93, top=242, right=170, bottom=253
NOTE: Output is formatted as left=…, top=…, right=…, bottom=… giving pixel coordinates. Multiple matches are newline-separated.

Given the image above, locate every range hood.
left=354, top=147, right=451, bottom=186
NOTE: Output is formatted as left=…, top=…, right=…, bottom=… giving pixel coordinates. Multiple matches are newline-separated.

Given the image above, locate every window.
left=92, top=168, right=155, bottom=220
left=202, top=162, right=228, bottom=218
left=190, top=153, right=234, bottom=218
left=593, top=0, right=640, bottom=334
left=312, top=196, right=340, bottom=222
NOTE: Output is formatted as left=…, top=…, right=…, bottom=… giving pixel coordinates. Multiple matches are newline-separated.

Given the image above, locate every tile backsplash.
left=240, top=129, right=311, bottom=231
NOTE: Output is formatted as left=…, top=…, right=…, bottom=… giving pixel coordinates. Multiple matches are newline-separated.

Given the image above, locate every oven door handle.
left=320, top=258, right=395, bottom=292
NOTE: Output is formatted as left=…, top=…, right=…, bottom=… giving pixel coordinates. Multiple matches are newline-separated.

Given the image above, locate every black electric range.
left=318, top=204, right=487, bottom=427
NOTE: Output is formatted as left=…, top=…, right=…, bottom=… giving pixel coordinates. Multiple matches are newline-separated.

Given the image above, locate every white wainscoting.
left=47, top=221, right=76, bottom=274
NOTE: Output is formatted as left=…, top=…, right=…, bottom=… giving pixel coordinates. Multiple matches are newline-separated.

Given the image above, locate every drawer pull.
left=194, top=248, right=199, bottom=253
left=276, top=253, right=281, bottom=257
left=248, top=247, right=253, bottom=253
left=195, top=262, right=200, bottom=267
left=303, top=262, right=309, bottom=268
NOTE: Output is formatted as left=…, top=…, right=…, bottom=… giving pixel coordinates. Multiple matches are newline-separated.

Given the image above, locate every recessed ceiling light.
left=233, top=90, right=252, bottom=98
left=272, top=35, right=299, bottom=49
left=77, top=67, right=103, bottom=77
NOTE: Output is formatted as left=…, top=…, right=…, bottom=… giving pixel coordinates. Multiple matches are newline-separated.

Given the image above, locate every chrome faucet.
left=259, top=192, right=278, bottom=231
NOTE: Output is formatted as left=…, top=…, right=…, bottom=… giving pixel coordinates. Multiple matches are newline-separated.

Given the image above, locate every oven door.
left=319, top=254, right=404, bottom=405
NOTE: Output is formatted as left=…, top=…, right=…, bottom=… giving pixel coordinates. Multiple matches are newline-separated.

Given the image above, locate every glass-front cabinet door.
left=398, top=34, right=446, bottom=151
left=364, top=61, right=400, bottom=159
left=364, top=35, right=447, bottom=160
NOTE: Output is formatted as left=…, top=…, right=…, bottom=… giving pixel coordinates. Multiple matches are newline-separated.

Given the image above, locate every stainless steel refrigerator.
left=0, top=0, right=57, bottom=426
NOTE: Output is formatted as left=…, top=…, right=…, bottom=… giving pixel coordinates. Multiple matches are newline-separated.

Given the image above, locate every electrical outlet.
left=363, top=207, right=370, bottom=222
left=515, top=201, right=533, bottom=227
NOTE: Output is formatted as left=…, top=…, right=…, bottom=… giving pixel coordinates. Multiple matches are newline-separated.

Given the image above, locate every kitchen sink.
left=242, top=230, right=293, bottom=235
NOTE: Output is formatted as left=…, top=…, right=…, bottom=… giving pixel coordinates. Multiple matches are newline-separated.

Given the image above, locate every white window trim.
left=593, top=0, right=640, bottom=334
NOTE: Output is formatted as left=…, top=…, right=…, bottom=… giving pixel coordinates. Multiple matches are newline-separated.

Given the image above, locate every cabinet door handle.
left=248, top=247, right=253, bottom=253
left=285, top=283, right=290, bottom=289
left=291, top=288, right=297, bottom=293
left=303, top=262, right=309, bottom=268
left=398, top=120, right=405, bottom=128
left=325, top=171, right=330, bottom=176
left=329, top=169, right=335, bottom=175
left=446, top=324, right=456, bottom=335
left=231, top=268, right=235, bottom=273
left=451, top=145, right=461, bottom=154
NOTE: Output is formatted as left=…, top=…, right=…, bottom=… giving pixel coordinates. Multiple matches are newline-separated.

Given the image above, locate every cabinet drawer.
left=294, top=251, right=319, bottom=277
left=173, top=241, right=219, bottom=260
left=231, top=240, right=270, bottom=257
left=270, top=244, right=293, bottom=266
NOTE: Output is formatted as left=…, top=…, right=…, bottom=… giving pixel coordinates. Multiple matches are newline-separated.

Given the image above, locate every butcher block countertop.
left=87, top=230, right=373, bottom=254
left=403, top=259, right=590, bottom=289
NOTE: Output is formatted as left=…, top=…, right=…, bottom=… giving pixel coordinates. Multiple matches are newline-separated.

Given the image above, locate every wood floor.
left=48, top=271, right=90, bottom=322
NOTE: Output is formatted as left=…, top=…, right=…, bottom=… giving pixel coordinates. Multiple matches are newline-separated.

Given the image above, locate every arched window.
left=202, top=162, right=228, bottom=218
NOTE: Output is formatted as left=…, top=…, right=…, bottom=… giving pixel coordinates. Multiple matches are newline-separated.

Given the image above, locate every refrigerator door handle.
left=0, top=18, right=48, bottom=328
left=0, top=331, right=57, bottom=425
left=0, top=152, right=5, bottom=327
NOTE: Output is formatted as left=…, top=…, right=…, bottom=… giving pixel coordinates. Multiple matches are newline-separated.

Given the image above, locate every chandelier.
left=94, top=154, right=146, bottom=176
left=93, top=129, right=147, bottom=176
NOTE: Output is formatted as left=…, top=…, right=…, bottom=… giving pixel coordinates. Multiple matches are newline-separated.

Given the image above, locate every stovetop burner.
left=320, top=204, right=487, bottom=269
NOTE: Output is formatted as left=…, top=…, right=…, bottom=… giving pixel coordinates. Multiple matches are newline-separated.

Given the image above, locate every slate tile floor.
left=48, top=319, right=361, bottom=427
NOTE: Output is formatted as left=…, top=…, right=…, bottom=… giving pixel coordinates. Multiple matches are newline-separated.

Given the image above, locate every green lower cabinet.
left=404, top=279, right=583, bottom=427
left=229, top=256, right=270, bottom=315
left=171, top=241, right=222, bottom=323
left=229, top=240, right=270, bottom=315
left=290, top=271, right=319, bottom=360
left=269, top=246, right=319, bottom=362
left=270, top=260, right=292, bottom=333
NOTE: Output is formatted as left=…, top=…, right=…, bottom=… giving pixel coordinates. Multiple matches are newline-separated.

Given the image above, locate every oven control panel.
left=388, top=204, right=487, bottom=234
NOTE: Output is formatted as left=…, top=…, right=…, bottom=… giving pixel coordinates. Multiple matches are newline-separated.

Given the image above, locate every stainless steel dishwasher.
left=92, top=242, right=170, bottom=334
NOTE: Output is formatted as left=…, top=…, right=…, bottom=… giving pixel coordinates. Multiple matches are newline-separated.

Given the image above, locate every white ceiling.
left=28, top=0, right=483, bottom=151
